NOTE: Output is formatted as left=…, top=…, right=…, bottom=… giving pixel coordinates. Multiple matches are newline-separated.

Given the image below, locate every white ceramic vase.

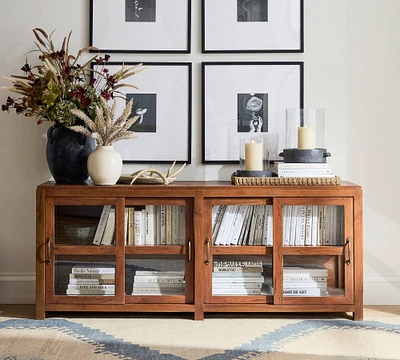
left=87, top=145, right=122, bottom=185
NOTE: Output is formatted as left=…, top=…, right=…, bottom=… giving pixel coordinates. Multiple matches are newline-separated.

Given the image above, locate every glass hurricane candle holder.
left=285, top=109, right=325, bottom=150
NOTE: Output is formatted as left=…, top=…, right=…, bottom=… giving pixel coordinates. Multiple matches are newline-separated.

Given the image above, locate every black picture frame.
left=90, top=0, right=191, bottom=53
left=202, top=0, right=304, bottom=53
left=92, top=62, right=192, bottom=164
left=202, top=62, right=304, bottom=164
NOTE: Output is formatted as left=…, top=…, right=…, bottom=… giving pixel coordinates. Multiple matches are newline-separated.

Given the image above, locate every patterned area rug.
left=1, top=314, right=400, bottom=360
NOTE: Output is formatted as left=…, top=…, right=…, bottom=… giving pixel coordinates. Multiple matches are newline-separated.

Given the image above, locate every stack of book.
left=212, top=259, right=264, bottom=295
left=272, top=162, right=335, bottom=178
left=66, top=267, right=115, bottom=295
left=132, top=270, right=185, bottom=295
left=263, top=265, right=328, bottom=296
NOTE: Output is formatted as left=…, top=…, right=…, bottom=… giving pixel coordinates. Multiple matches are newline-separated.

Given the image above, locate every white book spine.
left=311, top=205, right=318, bottom=246
left=68, top=279, right=115, bottom=285
left=156, top=205, right=161, bottom=245
left=283, top=205, right=292, bottom=246
left=160, top=205, right=166, bottom=245
left=101, top=208, right=116, bottom=245
left=67, top=284, right=115, bottom=290
left=93, top=205, right=112, bottom=245
left=71, top=268, right=115, bottom=274
left=289, top=205, right=297, bottom=246
left=127, top=207, right=135, bottom=245
left=212, top=288, right=262, bottom=295
left=304, top=205, right=313, bottom=246
left=283, top=288, right=328, bottom=296
left=133, top=210, right=142, bottom=245
left=66, top=289, right=114, bottom=295
left=178, top=205, right=186, bottom=245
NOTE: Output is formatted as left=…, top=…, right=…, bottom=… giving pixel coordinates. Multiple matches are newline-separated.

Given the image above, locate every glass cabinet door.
left=274, top=198, right=354, bottom=305
left=204, top=199, right=274, bottom=304
left=45, top=198, right=124, bottom=304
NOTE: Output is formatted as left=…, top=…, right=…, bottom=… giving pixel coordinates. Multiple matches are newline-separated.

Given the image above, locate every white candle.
left=245, top=140, right=263, bottom=170
left=298, top=126, right=315, bottom=149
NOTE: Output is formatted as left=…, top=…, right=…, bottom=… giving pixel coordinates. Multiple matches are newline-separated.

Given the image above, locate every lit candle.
left=297, top=126, right=315, bottom=149
left=245, top=140, right=263, bottom=170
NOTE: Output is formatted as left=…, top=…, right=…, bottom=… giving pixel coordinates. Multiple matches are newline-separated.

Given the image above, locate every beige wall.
left=0, top=0, right=399, bottom=304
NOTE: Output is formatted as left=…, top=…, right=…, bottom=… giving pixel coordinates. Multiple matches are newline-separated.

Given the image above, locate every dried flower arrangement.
left=68, top=97, right=138, bottom=146
left=1, top=28, right=143, bottom=126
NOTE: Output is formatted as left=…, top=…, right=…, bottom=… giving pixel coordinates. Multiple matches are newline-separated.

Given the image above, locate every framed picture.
left=90, top=0, right=191, bottom=53
left=202, top=62, right=303, bottom=164
left=92, top=62, right=192, bottom=163
left=202, top=0, right=303, bottom=53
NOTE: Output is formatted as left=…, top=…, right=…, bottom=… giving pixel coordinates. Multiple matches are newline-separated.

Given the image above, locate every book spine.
left=212, top=267, right=262, bottom=273
left=165, top=205, right=172, bottom=245
left=304, top=205, right=313, bottom=246
left=283, top=288, right=328, bottom=296
left=66, top=289, right=114, bottom=295
left=71, top=268, right=115, bottom=274
left=289, top=205, right=298, bottom=246
left=212, top=205, right=227, bottom=242
left=128, top=207, right=135, bottom=245
left=212, top=261, right=263, bottom=267
left=160, top=205, right=166, bottom=245
left=171, top=205, right=179, bottom=245
left=69, top=273, right=115, bottom=279
left=145, top=205, right=155, bottom=245
left=133, top=277, right=184, bottom=283
left=212, top=282, right=262, bottom=289
left=132, top=282, right=185, bottom=288
left=283, top=205, right=292, bottom=246
left=311, top=205, right=318, bottom=246
left=67, top=284, right=115, bottom=290
left=92, top=205, right=112, bottom=245
left=155, top=205, right=161, bottom=245
left=135, top=271, right=185, bottom=276
left=212, top=288, right=262, bottom=295
left=68, top=279, right=115, bottom=285
left=100, top=208, right=116, bottom=245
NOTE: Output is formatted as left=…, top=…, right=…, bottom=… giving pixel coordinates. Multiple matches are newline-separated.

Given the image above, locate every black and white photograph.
left=125, top=0, right=156, bottom=22
left=202, top=0, right=303, bottom=53
left=91, top=0, right=191, bottom=53
left=237, top=0, right=268, bottom=22
left=92, top=62, right=192, bottom=163
left=126, top=93, right=157, bottom=133
left=237, top=93, right=268, bottom=133
left=202, top=62, right=303, bottom=164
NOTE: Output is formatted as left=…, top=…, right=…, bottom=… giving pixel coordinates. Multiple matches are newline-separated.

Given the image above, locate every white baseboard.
left=1, top=273, right=399, bottom=305
left=0, top=273, right=35, bottom=304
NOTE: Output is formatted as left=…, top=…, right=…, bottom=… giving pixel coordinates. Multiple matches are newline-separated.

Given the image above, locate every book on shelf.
left=228, top=205, right=247, bottom=245
left=283, top=288, right=328, bottom=296
left=283, top=205, right=292, bottom=246
left=133, top=276, right=184, bottom=283
left=101, top=208, right=116, bottom=245
left=159, top=205, right=166, bottom=245
left=133, top=210, right=144, bottom=245
left=214, top=205, right=238, bottom=245
left=282, top=276, right=327, bottom=282
left=165, top=205, right=172, bottom=245
left=283, top=266, right=328, bottom=277
left=283, top=281, right=327, bottom=288
left=135, top=270, right=185, bottom=276
left=71, top=267, right=115, bottom=274
left=304, top=205, right=313, bottom=246
left=145, top=205, right=156, bottom=245
left=289, top=205, right=297, bottom=246
left=212, top=288, right=262, bottom=295
left=213, top=260, right=263, bottom=268
left=132, top=282, right=185, bottom=288
left=178, top=205, right=186, bottom=245
left=124, top=207, right=129, bottom=245
left=171, top=205, right=180, bottom=245
left=68, top=279, right=115, bottom=285
left=132, top=288, right=185, bottom=295
left=212, top=282, right=262, bottom=289
left=212, top=205, right=227, bottom=242
left=66, top=289, right=114, bottom=295
left=69, top=273, right=115, bottom=280
left=239, top=205, right=254, bottom=245
left=311, top=205, right=319, bottom=246
left=295, top=205, right=307, bottom=246
left=67, top=284, right=115, bottom=290
left=212, top=275, right=264, bottom=282
left=93, top=205, right=112, bottom=245
left=254, top=205, right=266, bottom=246
left=262, top=205, right=273, bottom=246
left=127, top=207, right=135, bottom=245
left=212, top=267, right=262, bottom=273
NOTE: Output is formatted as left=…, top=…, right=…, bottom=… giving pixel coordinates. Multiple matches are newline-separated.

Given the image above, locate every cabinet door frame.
left=44, top=197, right=125, bottom=305
left=274, top=197, right=354, bottom=305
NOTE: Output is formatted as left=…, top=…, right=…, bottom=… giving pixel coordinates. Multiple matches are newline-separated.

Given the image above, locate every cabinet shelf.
left=36, top=181, right=363, bottom=320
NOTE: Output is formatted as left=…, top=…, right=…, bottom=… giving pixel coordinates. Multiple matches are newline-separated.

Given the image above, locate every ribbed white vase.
left=87, top=145, right=122, bottom=185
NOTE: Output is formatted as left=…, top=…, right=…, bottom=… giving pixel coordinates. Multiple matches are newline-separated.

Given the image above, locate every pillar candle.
left=298, top=126, right=315, bottom=149
left=245, top=141, right=263, bottom=170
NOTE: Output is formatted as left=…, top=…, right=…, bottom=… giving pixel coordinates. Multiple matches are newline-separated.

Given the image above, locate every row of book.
left=283, top=205, right=344, bottom=246
left=66, top=267, right=115, bottom=295
left=64, top=263, right=329, bottom=297
left=212, top=205, right=273, bottom=246
left=132, top=270, right=185, bottom=295
left=272, top=162, right=336, bottom=178
left=92, top=205, right=186, bottom=246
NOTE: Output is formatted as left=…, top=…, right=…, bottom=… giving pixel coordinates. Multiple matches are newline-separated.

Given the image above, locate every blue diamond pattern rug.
left=1, top=315, right=400, bottom=360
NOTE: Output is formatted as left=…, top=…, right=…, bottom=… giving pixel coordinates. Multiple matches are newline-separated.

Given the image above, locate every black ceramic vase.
left=46, top=125, right=95, bottom=184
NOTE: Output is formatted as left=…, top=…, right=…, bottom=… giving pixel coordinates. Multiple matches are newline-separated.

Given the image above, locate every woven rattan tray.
left=231, top=173, right=342, bottom=186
